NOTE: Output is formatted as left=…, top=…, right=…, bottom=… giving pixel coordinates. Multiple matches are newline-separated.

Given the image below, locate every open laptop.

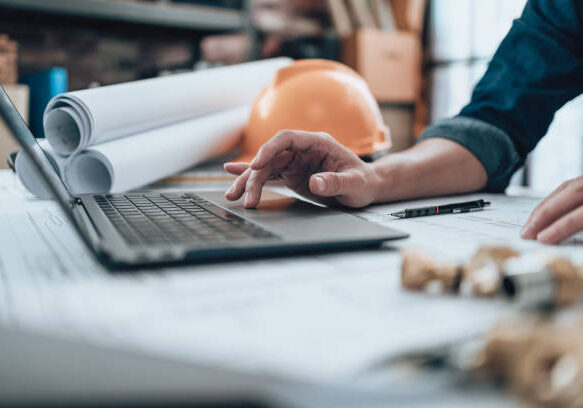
left=0, top=85, right=407, bottom=267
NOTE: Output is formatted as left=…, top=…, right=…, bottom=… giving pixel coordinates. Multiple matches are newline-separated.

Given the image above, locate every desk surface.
left=0, top=169, right=565, bottom=407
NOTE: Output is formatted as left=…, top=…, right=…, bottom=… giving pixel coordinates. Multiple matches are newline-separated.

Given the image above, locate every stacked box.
left=0, top=34, right=17, bottom=84
left=342, top=29, right=422, bottom=150
left=0, top=84, right=29, bottom=169
left=337, top=0, right=427, bottom=145
left=343, top=30, right=422, bottom=103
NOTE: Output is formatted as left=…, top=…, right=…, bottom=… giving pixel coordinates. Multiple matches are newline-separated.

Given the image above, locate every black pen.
left=390, top=199, right=491, bottom=218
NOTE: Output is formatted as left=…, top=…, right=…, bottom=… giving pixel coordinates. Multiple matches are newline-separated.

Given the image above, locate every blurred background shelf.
left=0, top=0, right=244, bottom=31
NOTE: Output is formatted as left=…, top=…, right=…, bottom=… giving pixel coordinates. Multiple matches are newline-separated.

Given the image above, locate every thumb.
left=309, top=171, right=356, bottom=197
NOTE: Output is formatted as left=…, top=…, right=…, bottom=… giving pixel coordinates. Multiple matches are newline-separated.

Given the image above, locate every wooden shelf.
left=0, top=0, right=244, bottom=31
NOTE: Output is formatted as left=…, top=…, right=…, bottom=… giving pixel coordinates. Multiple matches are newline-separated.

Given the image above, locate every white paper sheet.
left=44, top=58, right=292, bottom=156
left=64, top=106, right=249, bottom=194
left=355, top=192, right=583, bottom=261
left=0, top=201, right=509, bottom=382
left=0, top=175, right=533, bottom=384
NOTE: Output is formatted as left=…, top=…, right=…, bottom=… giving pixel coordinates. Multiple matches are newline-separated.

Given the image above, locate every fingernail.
left=244, top=192, right=251, bottom=207
left=227, top=184, right=235, bottom=194
left=314, top=176, right=326, bottom=192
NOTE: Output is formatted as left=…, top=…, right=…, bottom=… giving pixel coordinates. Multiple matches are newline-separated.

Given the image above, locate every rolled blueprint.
left=15, top=139, right=69, bottom=199
left=44, top=58, right=292, bottom=156
left=64, top=106, right=249, bottom=194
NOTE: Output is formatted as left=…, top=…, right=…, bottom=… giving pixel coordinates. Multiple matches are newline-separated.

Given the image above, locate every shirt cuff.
left=417, top=116, right=522, bottom=192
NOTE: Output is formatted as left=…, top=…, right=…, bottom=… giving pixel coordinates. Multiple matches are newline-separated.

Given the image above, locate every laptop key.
left=95, top=193, right=279, bottom=246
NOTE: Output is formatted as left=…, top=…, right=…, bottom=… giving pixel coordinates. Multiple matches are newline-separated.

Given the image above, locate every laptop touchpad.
left=198, top=189, right=399, bottom=242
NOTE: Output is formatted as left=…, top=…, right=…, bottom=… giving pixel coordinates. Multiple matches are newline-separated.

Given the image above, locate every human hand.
left=521, top=176, right=583, bottom=244
left=224, top=130, right=382, bottom=208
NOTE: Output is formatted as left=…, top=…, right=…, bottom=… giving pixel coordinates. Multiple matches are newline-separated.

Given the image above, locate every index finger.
left=251, top=130, right=332, bottom=170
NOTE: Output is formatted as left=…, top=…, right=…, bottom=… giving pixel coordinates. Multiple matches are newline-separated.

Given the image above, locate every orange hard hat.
left=238, top=59, right=391, bottom=162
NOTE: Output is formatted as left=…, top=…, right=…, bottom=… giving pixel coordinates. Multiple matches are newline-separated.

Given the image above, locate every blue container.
left=20, top=68, right=68, bottom=138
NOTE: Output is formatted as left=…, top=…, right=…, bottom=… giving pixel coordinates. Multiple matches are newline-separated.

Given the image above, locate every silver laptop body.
left=0, top=85, right=407, bottom=268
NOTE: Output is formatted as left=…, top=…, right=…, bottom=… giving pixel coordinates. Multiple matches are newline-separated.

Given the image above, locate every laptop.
left=0, top=85, right=408, bottom=267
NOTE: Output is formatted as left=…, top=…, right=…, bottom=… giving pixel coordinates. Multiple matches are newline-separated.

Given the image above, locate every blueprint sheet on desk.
left=0, top=171, right=577, bottom=387
left=360, top=192, right=583, bottom=259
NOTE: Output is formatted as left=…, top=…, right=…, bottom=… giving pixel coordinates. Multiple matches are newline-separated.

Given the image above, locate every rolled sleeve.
left=417, top=116, right=521, bottom=192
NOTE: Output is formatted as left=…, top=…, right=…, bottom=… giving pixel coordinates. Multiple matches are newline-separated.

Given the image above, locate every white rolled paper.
left=44, top=58, right=292, bottom=156
left=16, top=58, right=294, bottom=198
left=64, top=106, right=249, bottom=194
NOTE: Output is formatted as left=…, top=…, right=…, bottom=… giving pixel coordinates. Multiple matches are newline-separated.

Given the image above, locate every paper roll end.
left=66, top=153, right=112, bottom=194
left=45, top=107, right=82, bottom=156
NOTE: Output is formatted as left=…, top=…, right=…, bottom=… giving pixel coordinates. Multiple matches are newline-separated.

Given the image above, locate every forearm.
left=370, top=138, right=487, bottom=203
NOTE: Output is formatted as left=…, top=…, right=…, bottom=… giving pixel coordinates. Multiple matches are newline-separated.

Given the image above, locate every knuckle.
left=272, top=130, right=290, bottom=145
left=275, top=129, right=291, bottom=138
left=334, top=174, right=346, bottom=191
left=353, top=170, right=367, bottom=186
left=562, top=179, right=576, bottom=190
left=318, top=132, right=333, bottom=141
left=277, top=129, right=296, bottom=147
left=314, top=132, right=335, bottom=152
left=328, top=174, right=341, bottom=192
left=563, top=179, right=583, bottom=195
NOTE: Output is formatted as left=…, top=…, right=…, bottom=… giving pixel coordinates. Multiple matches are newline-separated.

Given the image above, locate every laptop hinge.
left=73, top=198, right=103, bottom=252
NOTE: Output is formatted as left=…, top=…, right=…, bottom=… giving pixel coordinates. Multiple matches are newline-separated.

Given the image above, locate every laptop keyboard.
left=93, top=193, right=278, bottom=246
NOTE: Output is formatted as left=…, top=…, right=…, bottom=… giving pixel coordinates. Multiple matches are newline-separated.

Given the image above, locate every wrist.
left=369, top=156, right=402, bottom=204
left=368, top=138, right=488, bottom=204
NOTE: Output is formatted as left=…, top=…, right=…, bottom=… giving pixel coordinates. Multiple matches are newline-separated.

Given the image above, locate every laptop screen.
left=0, top=85, right=76, bottom=213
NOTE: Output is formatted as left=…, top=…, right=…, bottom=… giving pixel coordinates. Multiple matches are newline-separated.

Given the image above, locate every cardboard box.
left=0, top=34, right=18, bottom=84
left=391, top=0, right=426, bottom=33
left=343, top=29, right=422, bottom=103
left=0, top=84, right=29, bottom=169
left=0, top=53, right=17, bottom=84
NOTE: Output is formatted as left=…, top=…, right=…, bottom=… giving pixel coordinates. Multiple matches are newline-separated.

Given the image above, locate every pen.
left=390, top=199, right=491, bottom=218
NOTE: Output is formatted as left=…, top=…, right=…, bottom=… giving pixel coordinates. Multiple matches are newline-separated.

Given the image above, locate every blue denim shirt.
left=418, top=0, right=583, bottom=191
